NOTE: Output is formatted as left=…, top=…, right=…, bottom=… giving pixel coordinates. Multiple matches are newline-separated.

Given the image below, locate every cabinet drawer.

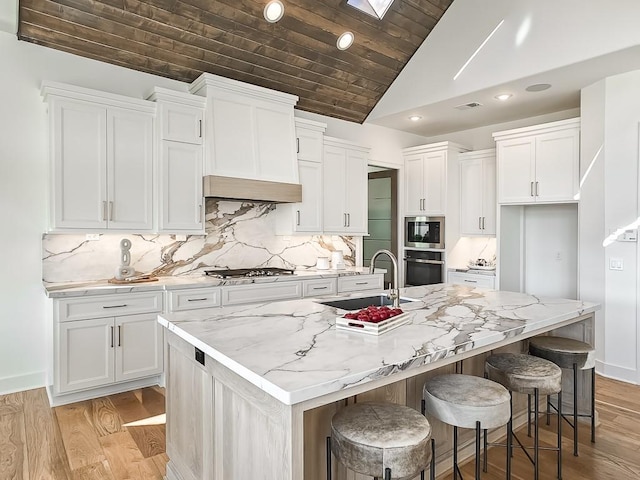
left=222, top=282, right=302, bottom=306
left=168, top=288, right=221, bottom=312
left=56, top=292, right=163, bottom=322
left=448, top=272, right=495, bottom=289
left=337, top=274, right=384, bottom=293
left=302, top=278, right=337, bottom=297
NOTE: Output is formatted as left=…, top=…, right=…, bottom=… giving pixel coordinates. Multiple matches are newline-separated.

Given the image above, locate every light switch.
left=609, top=258, right=623, bottom=270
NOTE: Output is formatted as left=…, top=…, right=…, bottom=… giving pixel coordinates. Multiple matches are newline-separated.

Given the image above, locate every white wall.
left=580, top=70, right=640, bottom=384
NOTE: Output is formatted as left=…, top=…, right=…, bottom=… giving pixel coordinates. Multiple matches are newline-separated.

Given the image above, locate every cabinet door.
left=497, top=137, right=535, bottom=204
left=107, top=108, right=153, bottom=230
left=323, top=145, right=347, bottom=232
left=423, top=151, right=446, bottom=215
left=160, top=141, right=203, bottom=232
left=404, top=154, right=424, bottom=215
left=56, top=317, right=114, bottom=394
left=344, top=148, right=368, bottom=234
left=209, top=96, right=255, bottom=177
left=481, top=157, right=497, bottom=234
left=296, top=125, right=323, bottom=163
left=460, top=158, right=483, bottom=235
left=295, top=160, right=323, bottom=232
left=162, top=103, right=203, bottom=144
left=52, top=99, right=107, bottom=229
left=535, top=128, right=579, bottom=202
left=115, top=313, right=164, bottom=382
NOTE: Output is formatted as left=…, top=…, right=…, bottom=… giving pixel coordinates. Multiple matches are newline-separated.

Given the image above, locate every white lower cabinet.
left=448, top=271, right=495, bottom=289
left=167, top=287, right=221, bottom=312
left=54, top=292, right=164, bottom=396
left=222, top=282, right=303, bottom=306
left=302, top=278, right=337, bottom=297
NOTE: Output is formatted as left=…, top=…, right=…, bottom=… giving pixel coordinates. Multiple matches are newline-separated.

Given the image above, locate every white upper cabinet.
left=323, top=137, right=369, bottom=235
left=276, top=118, right=326, bottom=234
left=493, top=118, right=580, bottom=204
left=459, top=149, right=496, bottom=235
left=189, top=73, right=299, bottom=184
left=148, top=88, right=206, bottom=233
left=403, top=142, right=468, bottom=217
left=42, top=82, right=155, bottom=231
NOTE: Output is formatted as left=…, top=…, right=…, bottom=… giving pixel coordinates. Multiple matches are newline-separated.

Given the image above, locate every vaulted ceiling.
left=18, top=0, right=452, bottom=123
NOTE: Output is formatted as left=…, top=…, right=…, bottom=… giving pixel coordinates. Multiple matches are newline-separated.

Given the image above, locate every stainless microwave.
left=404, top=216, right=445, bottom=249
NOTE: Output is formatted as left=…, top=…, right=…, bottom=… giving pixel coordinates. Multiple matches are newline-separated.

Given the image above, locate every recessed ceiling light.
left=346, top=0, right=396, bottom=20
left=337, top=31, right=355, bottom=50
left=526, top=83, right=551, bottom=92
left=494, top=93, right=512, bottom=101
left=409, top=115, right=422, bottom=122
left=264, top=0, right=284, bottom=23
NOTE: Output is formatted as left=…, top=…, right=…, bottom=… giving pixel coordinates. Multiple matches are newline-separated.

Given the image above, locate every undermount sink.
left=318, top=294, right=418, bottom=311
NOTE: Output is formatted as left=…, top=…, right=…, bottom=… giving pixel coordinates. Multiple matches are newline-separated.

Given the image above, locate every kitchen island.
left=158, top=284, right=598, bottom=480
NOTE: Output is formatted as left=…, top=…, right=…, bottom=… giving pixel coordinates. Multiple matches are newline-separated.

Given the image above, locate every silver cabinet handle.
left=103, top=304, right=127, bottom=309
left=464, top=279, right=478, bottom=283
left=296, top=210, right=300, bottom=226
left=118, top=325, right=122, bottom=347
left=187, top=298, right=208, bottom=302
left=535, top=181, right=539, bottom=196
left=110, top=326, right=114, bottom=348
left=404, top=258, right=445, bottom=265
left=312, top=286, right=328, bottom=290
left=355, top=281, right=368, bottom=285
left=109, top=201, right=114, bottom=221
left=347, top=213, right=350, bottom=227
left=296, top=137, right=300, bottom=154
left=198, top=119, right=202, bottom=138
left=343, top=213, right=347, bottom=227
left=102, top=201, right=107, bottom=221
left=530, top=181, right=534, bottom=197
left=479, top=217, right=482, bottom=229
left=199, top=204, right=203, bottom=221
left=482, top=217, right=486, bottom=229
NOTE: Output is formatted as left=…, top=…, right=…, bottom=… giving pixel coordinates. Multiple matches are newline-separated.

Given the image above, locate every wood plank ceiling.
left=18, top=0, right=452, bottom=123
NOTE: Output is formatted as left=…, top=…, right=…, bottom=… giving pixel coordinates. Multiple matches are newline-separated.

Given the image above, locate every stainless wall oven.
left=404, top=216, right=445, bottom=249
left=404, top=250, right=444, bottom=286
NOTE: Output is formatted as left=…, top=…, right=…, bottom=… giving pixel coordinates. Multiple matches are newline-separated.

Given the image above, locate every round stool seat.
left=529, top=336, right=595, bottom=370
left=331, top=402, right=432, bottom=479
left=486, top=353, right=562, bottom=395
left=423, top=374, right=511, bottom=429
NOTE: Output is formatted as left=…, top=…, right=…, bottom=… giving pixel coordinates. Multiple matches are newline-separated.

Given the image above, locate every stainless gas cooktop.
left=203, top=268, right=295, bottom=279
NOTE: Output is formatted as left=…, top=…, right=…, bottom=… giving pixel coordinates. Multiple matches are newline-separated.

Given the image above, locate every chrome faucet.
left=369, top=249, right=400, bottom=308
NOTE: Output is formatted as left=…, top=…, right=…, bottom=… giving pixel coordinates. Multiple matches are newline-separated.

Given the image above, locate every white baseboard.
left=0, top=371, right=46, bottom=395
left=596, top=360, right=637, bottom=384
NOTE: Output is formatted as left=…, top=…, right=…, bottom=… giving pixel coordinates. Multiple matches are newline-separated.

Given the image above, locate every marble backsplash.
left=42, top=200, right=356, bottom=284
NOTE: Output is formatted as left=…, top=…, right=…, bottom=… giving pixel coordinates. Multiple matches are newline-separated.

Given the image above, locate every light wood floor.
left=0, top=376, right=638, bottom=479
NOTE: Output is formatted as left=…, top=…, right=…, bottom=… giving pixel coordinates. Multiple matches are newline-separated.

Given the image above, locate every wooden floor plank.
left=90, top=397, right=123, bottom=437
left=22, top=388, right=72, bottom=480
left=0, top=391, right=24, bottom=416
left=54, top=401, right=106, bottom=471
left=0, top=411, right=28, bottom=480
left=70, top=460, right=115, bottom=480
left=98, top=431, right=162, bottom=480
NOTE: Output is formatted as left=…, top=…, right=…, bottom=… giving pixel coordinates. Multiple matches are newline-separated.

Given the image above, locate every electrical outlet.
left=85, top=233, right=100, bottom=241
left=609, top=257, right=623, bottom=271
left=175, top=234, right=187, bottom=242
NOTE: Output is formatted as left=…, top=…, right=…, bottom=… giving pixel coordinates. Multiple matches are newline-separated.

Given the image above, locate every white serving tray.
left=336, top=311, right=412, bottom=335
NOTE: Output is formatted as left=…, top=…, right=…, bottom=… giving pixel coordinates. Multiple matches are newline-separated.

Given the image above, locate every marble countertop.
left=158, top=284, right=599, bottom=406
left=44, top=267, right=377, bottom=298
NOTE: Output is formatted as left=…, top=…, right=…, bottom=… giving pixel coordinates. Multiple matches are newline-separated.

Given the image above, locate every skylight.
left=346, top=0, right=395, bottom=20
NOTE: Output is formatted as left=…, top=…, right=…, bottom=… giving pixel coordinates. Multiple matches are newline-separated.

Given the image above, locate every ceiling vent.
left=454, top=102, right=483, bottom=110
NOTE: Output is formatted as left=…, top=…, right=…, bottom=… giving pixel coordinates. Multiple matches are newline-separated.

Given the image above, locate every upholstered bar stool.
left=326, top=402, right=435, bottom=480
left=485, top=353, right=563, bottom=480
left=422, top=374, right=511, bottom=480
left=529, top=336, right=596, bottom=456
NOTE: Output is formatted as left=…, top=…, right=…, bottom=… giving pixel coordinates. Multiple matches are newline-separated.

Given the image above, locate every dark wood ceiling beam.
left=20, top=2, right=374, bottom=116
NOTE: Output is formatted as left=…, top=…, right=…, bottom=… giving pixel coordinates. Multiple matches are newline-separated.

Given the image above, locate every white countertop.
left=43, top=267, right=377, bottom=298
left=158, top=284, right=599, bottom=406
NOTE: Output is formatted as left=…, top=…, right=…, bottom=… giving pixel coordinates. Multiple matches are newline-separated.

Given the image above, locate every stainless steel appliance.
left=404, top=216, right=445, bottom=249
left=204, top=268, right=294, bottom=278
left=404, top=250, right=444, bottom=286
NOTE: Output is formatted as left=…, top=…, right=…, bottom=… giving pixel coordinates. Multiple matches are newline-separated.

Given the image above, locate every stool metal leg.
left=483, top=428, right=488, bottom=472
left=453, top=426, right=459, bottom=480
left=507, top=393, right=512, bottom=480
left=326, top=436, right=332, bottom=480
left=558, top=390, right=563, bottom=480
left=547, top=394, right=551, bottom=426
left=475, top=421, right=481, bottom=480
left=573, top=363, right=578, bottom=456
left=534, top=388, right=539, bottom=480
left=384, top=468, right=391, bottom=480
left=591, top=367, right=596, bottom=443
left=527, top=394, right=532, bottom=437
left=430, top=438, right=436, bottom=480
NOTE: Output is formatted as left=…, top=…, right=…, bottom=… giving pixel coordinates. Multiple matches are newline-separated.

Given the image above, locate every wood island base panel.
left=158, top=284, right=599, bottom=480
